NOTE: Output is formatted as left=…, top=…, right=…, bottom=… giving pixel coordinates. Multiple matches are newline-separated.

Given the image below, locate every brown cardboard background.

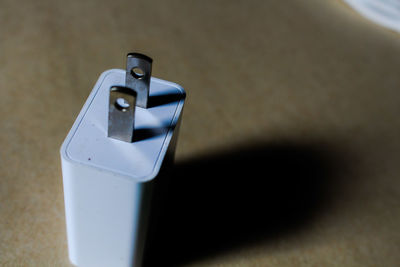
left=0, top=0, right=399, bottom=266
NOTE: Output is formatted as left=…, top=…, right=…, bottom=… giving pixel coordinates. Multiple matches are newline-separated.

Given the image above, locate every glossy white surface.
left=344, top=0, right=400, bottom=33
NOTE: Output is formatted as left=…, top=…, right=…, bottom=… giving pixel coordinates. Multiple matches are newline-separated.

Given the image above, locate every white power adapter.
left=60, top=53, right=185, bottom=267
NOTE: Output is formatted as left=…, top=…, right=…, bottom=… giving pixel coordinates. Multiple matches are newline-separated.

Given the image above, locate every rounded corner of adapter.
left=100, top=68, right=121, bottom=77
left=136, top=169, right=160, bottom=183
left=175, top=84, right=186, bottom=100
left=169, top=81, right=186, bottom=96
left=153, top=77, right=186, bottom=96
left=60, top=138, right=73, bottom=164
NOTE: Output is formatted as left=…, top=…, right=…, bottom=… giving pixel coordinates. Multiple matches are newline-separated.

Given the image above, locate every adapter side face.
left=61, top=159, right=145, bottom=267
left=60, top=69, right=185, bottom=181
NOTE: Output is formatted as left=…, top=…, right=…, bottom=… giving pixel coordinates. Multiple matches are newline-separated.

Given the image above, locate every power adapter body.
left=60, top=55, right=185, bottom=267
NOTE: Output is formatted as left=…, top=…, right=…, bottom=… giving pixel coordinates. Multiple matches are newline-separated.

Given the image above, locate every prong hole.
left=115, top=97, right=130, bottom=112
left=131, top=67, right=145, bottom=79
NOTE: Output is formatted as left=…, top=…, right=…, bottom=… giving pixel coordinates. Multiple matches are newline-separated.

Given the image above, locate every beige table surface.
left=1, top=0, right=400, bottom=266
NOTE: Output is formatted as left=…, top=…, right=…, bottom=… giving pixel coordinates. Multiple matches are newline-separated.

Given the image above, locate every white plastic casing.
left=60, top=69, right=185, bottom=267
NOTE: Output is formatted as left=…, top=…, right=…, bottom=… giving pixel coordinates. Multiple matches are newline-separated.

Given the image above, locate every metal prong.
left=126, top=53, right=152, bottom=108
left=108, top=86, right=137, bottom=142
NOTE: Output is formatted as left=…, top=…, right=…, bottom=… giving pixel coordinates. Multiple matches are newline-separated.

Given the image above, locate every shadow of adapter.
left=143, top=141, right=345, bottom=266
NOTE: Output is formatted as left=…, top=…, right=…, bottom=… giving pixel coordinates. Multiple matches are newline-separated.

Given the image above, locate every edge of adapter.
left=60, top=69, right=186, bottom=183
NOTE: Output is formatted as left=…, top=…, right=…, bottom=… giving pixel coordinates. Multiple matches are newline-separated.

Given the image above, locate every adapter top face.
left=61, top=69, right=185, bottom=181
